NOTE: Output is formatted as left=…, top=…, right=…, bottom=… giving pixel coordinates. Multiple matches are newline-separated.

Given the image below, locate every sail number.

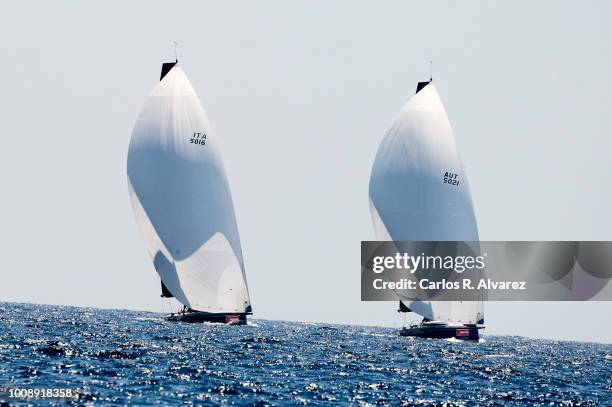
left=190, top=132, right=207, bottom=146
left=443, top=171, right=460, bottom=187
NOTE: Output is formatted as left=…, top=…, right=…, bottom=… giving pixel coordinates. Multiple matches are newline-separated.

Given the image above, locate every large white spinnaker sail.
left=368, top=81, right=483, bottom=325
left=127, top=64, right=251, bottom=315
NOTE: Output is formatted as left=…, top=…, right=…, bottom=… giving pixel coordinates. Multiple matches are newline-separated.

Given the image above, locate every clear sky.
left=1, top=1, right=611, bottom=343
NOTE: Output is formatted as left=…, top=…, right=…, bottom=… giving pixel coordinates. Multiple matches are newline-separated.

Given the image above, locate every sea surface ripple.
left=0, top=303, right=610, bottom=405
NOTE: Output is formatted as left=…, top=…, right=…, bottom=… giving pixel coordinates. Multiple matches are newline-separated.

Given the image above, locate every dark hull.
left=166, top=311, right=247, bottom=325
left=400, top=324, right=481, bottom=340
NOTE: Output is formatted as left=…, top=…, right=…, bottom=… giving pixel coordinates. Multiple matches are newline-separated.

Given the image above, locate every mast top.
left=160, top=42, right=179, bottom=81
left=415, top=61, right=433, bottom=94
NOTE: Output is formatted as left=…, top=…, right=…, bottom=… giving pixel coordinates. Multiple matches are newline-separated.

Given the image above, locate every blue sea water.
left=0, top=303, right=610, bottom=406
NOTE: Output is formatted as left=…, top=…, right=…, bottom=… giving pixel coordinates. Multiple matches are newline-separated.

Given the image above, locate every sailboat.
left=127, top=60, right=252, bottom=325
left=369, top=79, right=484, bottom=340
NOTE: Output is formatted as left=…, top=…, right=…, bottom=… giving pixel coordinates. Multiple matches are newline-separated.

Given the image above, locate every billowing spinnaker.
left=369, top=82, right=483, bottom=324
left=127, top=66, right=250, bottom=313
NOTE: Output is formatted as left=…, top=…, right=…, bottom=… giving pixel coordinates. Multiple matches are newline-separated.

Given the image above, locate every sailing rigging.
left=368, top=78, right=483, bottom=339
left=127, top=60, right=252, bottom=324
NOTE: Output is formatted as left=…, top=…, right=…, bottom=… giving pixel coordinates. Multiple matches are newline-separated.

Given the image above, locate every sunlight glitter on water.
left=0, top=303, right=610, bottom=405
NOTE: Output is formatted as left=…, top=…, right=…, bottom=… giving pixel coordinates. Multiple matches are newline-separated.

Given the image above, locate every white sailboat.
left=369, top=79, right=484, bottom=340
left=127, top=61, right=252, bottom=324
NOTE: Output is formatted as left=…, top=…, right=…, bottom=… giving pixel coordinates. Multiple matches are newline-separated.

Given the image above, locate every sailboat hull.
left=400, top=324, right=481, bottom=340
left=166, top=311, right=248, bottom=325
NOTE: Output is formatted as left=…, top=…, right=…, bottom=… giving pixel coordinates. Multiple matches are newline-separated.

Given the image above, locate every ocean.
left=0, top=303, right=610, bottom=405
